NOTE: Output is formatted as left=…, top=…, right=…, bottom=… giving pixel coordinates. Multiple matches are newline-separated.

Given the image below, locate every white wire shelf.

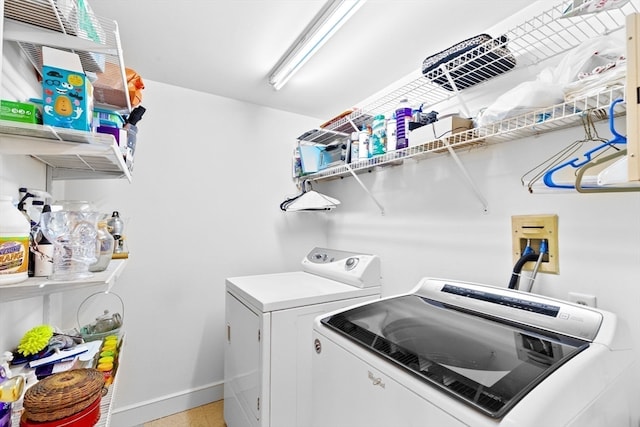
left=3, top=0, right=131, bottom=113
left=0, top=259, right=128, bottom=303
left=316, top=0, right=637, bottom=136
left=302, top=85, right=626, bottom=181
left=0, top=120, right=132, bottom=181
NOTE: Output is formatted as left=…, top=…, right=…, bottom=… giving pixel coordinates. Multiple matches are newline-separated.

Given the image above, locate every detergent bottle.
left=0, top=195, right=30, bottom=285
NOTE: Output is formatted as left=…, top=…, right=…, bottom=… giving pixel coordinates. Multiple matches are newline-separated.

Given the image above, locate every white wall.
left=56, top=80, right=327, bottom=425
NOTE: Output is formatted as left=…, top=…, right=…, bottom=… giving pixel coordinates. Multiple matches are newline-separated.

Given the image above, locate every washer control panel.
left=302, top=247, right=381, bottom=288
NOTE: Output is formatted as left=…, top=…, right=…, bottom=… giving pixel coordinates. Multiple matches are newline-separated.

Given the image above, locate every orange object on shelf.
left=126, top=68, right=145, bottom=107
left=319, top=109, right=355, bottom=129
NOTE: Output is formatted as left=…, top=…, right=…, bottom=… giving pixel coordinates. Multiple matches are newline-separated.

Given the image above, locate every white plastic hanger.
left=280, top=181, right=341, bottom=212
left=285, top=191, right=340, bottom=211
left=597, top=154, right=628, bottom=185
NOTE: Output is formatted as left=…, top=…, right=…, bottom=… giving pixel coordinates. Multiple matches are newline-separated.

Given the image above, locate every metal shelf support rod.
left=347, top=118, right=360, bottom=133
left=42, top=294, right=52, bottom=324
left=345, top=164, right=385, bottom=215
left=442, top=138, right=489, bottom=212
left=440, top=63, right=471, bottom=118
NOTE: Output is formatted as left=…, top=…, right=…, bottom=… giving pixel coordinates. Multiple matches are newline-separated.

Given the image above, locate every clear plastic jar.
left=40, top=205, right=100, bottom=281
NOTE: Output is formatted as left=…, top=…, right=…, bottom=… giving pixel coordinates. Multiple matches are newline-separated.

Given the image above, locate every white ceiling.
left=89, top=0, right=534, bottom=120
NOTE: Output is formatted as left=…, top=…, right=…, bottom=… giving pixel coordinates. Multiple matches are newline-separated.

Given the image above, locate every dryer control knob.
left=345, top=257, right=359, bottom=270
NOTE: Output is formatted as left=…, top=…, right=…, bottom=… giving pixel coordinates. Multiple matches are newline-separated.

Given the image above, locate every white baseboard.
left=109, top=381, right=224, bottom=426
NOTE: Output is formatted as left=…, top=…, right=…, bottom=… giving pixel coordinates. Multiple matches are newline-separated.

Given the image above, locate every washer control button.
left=313, top=252, right=328, bottom=262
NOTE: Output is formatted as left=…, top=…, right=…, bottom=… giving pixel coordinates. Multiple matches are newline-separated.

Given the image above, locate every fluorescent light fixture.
left=269, top=0, right=366, bottom=90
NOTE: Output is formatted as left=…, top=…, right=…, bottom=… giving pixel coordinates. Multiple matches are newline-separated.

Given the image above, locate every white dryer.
left=224, top=247, right=382, bottom=427
left=312, top=277, right=640, bottom=427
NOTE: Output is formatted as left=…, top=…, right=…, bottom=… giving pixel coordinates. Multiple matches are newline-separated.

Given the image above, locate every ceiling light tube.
left=269, top=0, right=366, bottom=90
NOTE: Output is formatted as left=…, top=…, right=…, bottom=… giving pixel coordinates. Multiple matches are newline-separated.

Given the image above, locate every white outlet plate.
left=568, top=292, right=597, bottom=308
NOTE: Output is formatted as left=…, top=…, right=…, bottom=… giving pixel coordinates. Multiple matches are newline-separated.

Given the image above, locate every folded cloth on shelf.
left=475, top=79, right=565, bottom=128
left=421, top=34, right=516, bottom=91
left=564, top=62, right=626, bottom=101
left=559, top=35, right=627, bottom=101
left=562, top=0, right=630, bottom=17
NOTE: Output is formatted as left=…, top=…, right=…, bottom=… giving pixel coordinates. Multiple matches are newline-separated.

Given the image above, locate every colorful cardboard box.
left=41, top=47, right=93, bottom=131
left=0, top=100, right=40, bottom=124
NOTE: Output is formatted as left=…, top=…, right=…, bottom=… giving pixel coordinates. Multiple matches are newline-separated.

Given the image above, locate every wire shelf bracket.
left=440, top=63, right=472, bottom=118
left=442, top=137, right=489, bottom=212
left=345, top=164, right=385, bottom=215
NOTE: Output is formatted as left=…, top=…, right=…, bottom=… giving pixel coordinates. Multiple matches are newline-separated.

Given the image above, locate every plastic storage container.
left=0, top=195, right=30, bottom=285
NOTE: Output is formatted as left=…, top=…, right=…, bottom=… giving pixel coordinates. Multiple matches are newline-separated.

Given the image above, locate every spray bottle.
left=17, top=188, right=53, bottom=221
left=16, top=188, right=52, bottom=276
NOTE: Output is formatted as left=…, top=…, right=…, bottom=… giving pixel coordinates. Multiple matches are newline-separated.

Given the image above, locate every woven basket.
left=23, top=369, right=105, bottom=423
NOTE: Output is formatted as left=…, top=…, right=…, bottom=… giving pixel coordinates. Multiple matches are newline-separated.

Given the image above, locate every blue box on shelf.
left=299, top=143, right=344, bottom=174
left=93, top=107, right=125, bottom=128
left=41, top=47, right=94, bottom=132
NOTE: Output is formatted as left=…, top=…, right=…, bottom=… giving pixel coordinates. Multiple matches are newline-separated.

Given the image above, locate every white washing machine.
left=224, top=247, right=382, bottom=427
left=312, top=277, right=640, bottom=427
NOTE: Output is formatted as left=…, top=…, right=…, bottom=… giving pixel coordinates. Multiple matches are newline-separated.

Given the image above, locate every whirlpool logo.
left=368, top=371, right=386, bottom=389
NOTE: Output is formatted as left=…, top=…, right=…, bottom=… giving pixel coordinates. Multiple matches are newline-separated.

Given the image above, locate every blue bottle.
left=370, top=115, right=387, bottom=156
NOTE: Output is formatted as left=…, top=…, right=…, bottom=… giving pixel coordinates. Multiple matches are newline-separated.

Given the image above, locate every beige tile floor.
left=144, top=400, right=226, bottom=427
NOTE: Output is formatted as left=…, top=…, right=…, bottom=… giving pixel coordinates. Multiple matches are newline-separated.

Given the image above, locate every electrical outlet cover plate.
left=568, top=292, right=597, bottom=308
left=511, top=214, right=559, bottom=274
